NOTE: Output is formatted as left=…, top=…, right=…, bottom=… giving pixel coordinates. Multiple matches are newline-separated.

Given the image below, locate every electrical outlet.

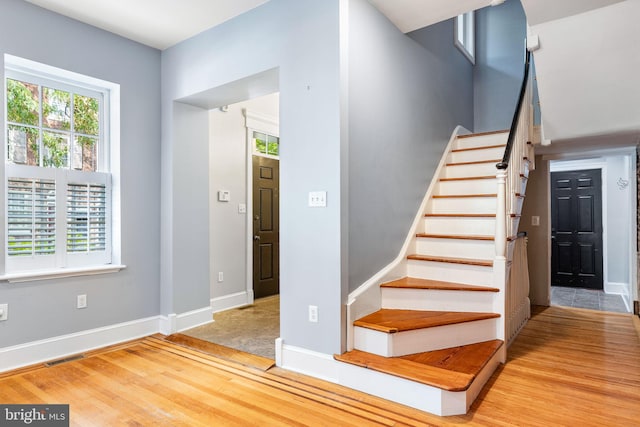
left=218, top=272, right=224, bottom=282
left=308, top=305, right=318, bottom=323
left=0, top=303, right=8, bottom=321
left=77, top=294, right=87, bottom=309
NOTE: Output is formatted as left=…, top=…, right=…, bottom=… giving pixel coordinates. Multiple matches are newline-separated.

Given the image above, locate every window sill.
left=0, top=265, right=126, bottom=283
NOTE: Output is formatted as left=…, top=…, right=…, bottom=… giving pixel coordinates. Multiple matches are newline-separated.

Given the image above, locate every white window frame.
left=2, top=54, right=123, bottom=281
left=455, top=11, right=475, bottom=64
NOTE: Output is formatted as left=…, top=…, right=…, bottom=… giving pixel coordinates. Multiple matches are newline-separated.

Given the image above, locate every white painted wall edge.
left=1, top=305, right=214, bottom=373
left=345, top=126, right=470, bottom=350
left=211, top=291, right=251, bottom=313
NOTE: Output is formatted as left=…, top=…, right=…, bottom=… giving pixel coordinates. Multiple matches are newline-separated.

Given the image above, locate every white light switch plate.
left=308, top=191, right=327, bottom=207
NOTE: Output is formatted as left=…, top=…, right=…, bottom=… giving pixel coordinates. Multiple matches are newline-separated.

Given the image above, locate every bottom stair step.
left=334, top=340, right=503, bottom=392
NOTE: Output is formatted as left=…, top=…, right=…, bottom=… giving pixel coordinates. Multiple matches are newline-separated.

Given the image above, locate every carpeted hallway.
left=183, top=295, right=280, bottom=359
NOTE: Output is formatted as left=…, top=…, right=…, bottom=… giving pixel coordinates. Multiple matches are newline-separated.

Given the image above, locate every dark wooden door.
left=252, top=156, right=279, bottom=298
left=551, top=169, right=603, bottom=289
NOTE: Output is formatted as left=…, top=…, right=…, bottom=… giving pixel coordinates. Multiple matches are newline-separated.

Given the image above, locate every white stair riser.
left=336, top=345, right=504, bottom=416
left=415, top=237, right=494, bottom=259
left=437, top=179, right=497, bottom=195
left=428, top=197, right=496, bottom=214
left=336, top=361, right=452, bottom=416
left=449, top=146, right=505, bottom=164
left=454, top=134, right=508, bottom=150
left=407, top=260, right=493, bottom=286
left=444, top=162, right=498, bottom=178
left=382, top=288, right=497, bottom=313
left=423, top=217, right=495, bottom=236
left=354, top=318, right=498, bottom=357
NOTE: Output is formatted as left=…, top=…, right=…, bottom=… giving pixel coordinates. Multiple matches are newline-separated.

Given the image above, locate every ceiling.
left=24, top=0, right=270, bottom=50
left=24, top=0, right=496, bottom=50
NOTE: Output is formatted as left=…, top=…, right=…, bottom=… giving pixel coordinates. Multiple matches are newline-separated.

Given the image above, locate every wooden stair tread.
left=416, top=233, right=493, bottom=241
left=451, top=144, right=505, bottom=153
left=399, top=340, right=503, bottom=376
left=335, top=349, right=473, bottom=391
left=381, top=277, right=499, bottom=292
left=457, top=130, right=508, bottom=139
left=432, top=194, right=496, bottom=198
left=407, top=254, right=493, bottom=267
left=446, top=159, right=502, bottom=166
left=354, top=309, right=500, bottom=333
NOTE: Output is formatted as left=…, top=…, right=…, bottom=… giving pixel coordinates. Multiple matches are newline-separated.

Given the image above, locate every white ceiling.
left=520, top=0, right=625, bottom=25
left=367, top=0, right=497, bottom=33
left=24, top=0, right=493, bottom=50
left=24, top=0, right=270, bottom=50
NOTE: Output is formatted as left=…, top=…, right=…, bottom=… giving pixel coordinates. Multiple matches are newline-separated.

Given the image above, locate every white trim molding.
left=211, top=291, right=251, bottom=313
left=0, top=315, right=158, bottom=373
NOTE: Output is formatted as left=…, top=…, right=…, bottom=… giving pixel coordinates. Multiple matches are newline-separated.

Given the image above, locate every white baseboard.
left=0, top=316, right=159, bottom=373
left=211, top=291, right=251, bottom=313
left=279, top=344, right=339, bottom=383
left=159, top=305, right=213, bottom=335
left=1, top=304, right=214, bottom=373
left=605, top=281, right=629, bottom=296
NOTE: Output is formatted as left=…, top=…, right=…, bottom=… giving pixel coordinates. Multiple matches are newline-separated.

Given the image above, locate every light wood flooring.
left=1, top=306, right=639, bottom=426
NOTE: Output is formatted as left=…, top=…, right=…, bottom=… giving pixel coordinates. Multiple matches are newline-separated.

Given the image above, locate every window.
left=455, top=11, right=475, bottom=64
left=252, top=131, right=279, bottom=158
left=4, top=56, right=118, bottom=276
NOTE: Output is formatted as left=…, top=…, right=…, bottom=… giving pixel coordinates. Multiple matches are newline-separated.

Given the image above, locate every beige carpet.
left=183, top=295, right=279, bottom=359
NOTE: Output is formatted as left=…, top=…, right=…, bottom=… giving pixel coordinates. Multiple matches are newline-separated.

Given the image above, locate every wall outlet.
left=218, top=272, right=224, bottom=282
left=77, top=294, right=87, bottom=309
left=0, top=303, right=8, bottom=321
left=308, top=305, right=318, bottom=323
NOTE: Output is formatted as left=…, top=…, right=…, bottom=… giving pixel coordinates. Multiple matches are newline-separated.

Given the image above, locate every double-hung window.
left=4, top=56, right=116, bottom=275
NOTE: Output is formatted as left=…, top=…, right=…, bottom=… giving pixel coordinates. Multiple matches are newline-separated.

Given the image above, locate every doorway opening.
left=182, top=90, right=281, bottom=361
left=549, top=155, right=634, bottom=313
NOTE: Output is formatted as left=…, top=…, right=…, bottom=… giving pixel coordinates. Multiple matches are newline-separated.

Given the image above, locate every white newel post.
left=495, top=168, right=508, bottom=361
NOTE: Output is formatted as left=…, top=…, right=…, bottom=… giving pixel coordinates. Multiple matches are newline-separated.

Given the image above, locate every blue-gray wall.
left=161, top=0, right=345, bottom=354
left=348, top=2, right=474, bottom=291
left=473, top=0, right=527, bottom=132
left=0, top=0, right=161, bottom=347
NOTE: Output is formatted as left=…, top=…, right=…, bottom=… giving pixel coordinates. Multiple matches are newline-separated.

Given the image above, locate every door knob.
left=254, top=235, right=260, bottom=241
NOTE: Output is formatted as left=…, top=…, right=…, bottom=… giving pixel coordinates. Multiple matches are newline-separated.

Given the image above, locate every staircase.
left=335, top=130, right=532, bottom=416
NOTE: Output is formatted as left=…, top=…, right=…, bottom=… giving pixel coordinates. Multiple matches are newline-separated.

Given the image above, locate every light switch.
left=218, top=190, right=230, bottom=202
left=531, top=216, right=540, bottom=226
left=238, top=203, right=247, bottom=213
left=308, top=191, right=327, bottom=207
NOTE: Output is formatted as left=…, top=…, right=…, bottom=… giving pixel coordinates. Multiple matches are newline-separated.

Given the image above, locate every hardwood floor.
left=1, top=306, right=639, bottom=426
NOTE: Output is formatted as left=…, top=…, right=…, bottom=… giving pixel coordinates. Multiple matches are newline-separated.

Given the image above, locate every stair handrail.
left=496, top=49, right=531, bottom=171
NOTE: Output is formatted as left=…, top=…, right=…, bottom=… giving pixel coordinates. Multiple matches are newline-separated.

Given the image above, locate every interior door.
left=252, top=156, right=279, bottom=298
left=551, top=169, right=603, bottom=289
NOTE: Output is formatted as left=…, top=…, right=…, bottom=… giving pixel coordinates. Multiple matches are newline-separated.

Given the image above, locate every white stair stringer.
left=336, top=345, right=504, bottom=417
left=353, top=317, right=499, bottom=357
